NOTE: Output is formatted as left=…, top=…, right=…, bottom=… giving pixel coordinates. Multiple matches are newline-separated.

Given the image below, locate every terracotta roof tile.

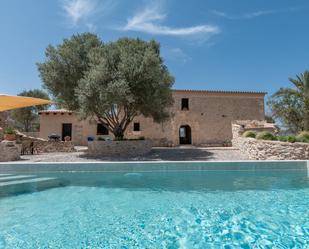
left=39, top=109, right=74, bottom=114
left=172, top=89, right=267, bottom=95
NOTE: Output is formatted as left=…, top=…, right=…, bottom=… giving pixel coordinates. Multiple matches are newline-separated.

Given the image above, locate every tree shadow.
left=79, top=148, right=215, bottom=161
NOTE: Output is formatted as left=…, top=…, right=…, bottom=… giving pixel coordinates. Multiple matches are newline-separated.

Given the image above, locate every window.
left=181, top=98, right=189, bottom=110
left=133, top=122, right=140, bottom=131
left=97, top=124, right=109, bottom=135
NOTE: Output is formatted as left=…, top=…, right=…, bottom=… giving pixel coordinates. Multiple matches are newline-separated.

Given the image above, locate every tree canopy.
left=38, top=34, right=174, bottom=139
left=11, top=89, right=50, bottom=132
left=268, top=71, right=309, bottom=133
left=37, top=33, right=103, bottom=110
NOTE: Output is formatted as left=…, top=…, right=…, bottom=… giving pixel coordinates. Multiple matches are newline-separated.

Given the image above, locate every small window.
left=181, top=98, right=189, bottom=110
left=133, top=122, right=140, bottom=131
left=97, top=123, right=109, bottom=135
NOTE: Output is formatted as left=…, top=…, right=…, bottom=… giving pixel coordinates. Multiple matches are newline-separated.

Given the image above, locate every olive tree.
left=38, top=34, right=174, bottom=139
left=37, top=33, right=103, bottom=110
left=77, top=38, right=174, bottom=139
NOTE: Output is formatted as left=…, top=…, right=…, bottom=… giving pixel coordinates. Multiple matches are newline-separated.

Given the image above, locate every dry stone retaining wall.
left=232, top=121, right=309, bottom=160
left=0, top=141, right=20, bottom=162
left=88, top=140, right=152, bottom=157
left=17, top=131, right=75, bottom=154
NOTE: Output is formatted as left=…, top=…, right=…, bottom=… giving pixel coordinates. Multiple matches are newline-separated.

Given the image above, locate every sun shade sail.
left=0, top=94, right=52, bottom=112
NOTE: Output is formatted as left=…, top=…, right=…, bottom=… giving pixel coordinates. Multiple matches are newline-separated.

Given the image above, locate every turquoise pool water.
left=0, top=169, right=308, bottom=248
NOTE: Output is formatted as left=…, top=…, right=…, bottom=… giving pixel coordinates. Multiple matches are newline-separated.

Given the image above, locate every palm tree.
left=270, top=71, right=309, bottom=131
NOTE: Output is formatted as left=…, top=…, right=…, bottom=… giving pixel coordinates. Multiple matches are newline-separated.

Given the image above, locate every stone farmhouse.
left=39, top=89, right=266, bottom=146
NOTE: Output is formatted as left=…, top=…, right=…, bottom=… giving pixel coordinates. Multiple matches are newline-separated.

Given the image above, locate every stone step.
left=0, top=177, right=62, bottom=197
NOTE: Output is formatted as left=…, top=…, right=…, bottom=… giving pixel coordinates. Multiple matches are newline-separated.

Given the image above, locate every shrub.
left=4, top=127, right=16, bottom=135
left=296, top=131, right=309, bottom=143
left=287, top=135, right=297, bottom=143
left=242, top=131, right=256, bottom=138
left=97, top=137, right=105, bottom=141
left=256, top=131, right=277, bottom=141
left=278, top=136, right=288, bottom=142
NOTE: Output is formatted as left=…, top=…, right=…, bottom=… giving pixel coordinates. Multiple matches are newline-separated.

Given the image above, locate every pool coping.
left=0, top=160, right=308, bottom=173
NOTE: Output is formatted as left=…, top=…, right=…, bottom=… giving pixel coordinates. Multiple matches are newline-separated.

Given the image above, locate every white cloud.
left=244, top=10, right=276, bottom=18
left=122, top=4, right=220, bottom=37
left=62, top=0, right=97, bottom=26
left=162, top=47, right=191, bottom=64
left=212, top=10, right=229, bottom=18
left=212, top=7, right=301, bottom=20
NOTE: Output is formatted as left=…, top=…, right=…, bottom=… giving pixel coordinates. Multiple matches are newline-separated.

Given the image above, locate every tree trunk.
left=304, top=110, right=309, bottom=131
left=304, top=98, right=309, bottom=131
left=113, top=126, right=125, bottom=140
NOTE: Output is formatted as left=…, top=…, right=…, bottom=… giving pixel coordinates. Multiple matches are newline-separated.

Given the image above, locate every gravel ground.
left=21, top=147, right=248, bottom=162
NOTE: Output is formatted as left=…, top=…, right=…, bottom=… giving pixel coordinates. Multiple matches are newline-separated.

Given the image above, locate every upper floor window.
left=97, top=123, right=109, bottom=135
left=133, top=122, right=140, bottom=131
left=181, top=98, right=189, bottom=110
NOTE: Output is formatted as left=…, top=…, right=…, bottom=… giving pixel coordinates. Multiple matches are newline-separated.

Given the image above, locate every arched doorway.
left=179, top=125, right=192, bottom=144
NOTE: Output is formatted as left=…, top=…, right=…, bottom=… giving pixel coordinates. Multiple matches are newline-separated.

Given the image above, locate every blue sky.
left=1, top=0, right=309, bottom=103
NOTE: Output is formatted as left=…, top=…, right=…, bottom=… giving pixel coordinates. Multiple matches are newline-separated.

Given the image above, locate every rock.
left=0, top=141, right=20, bottom=161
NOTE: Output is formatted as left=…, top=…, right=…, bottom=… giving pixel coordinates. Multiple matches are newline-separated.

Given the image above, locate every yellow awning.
left=0, top=94, right=52, bottom=112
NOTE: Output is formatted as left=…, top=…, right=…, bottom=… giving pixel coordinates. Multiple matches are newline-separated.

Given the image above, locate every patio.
left=21, top=146, right=248, bottom=162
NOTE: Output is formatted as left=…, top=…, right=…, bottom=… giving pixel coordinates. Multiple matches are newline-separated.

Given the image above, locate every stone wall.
left=232, top=121, right=309, bottom=160
left=17, top=131, right=75, bottom=154
left=88, top=140, right=152, bottom=157
left=0, top=141, right=20, bottom=162
left=22, top=132, right=40, bottom=138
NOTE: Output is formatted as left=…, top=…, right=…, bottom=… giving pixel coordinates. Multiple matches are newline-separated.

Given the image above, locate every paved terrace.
left=21, top=147, right=248, bottom=162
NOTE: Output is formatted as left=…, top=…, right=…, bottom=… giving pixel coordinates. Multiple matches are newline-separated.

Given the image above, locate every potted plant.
left=4, top=127, right=17, bottom=141
left=64, top=136, right=71, bottom=142
left=222, top=140, right=231, bottom=147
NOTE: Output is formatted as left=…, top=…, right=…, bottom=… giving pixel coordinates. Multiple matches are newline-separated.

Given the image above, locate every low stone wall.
left=88, top=140, right=152, bottom=157
left=232, top=121, right=309, bottom=160
left=0, top=141, right=20, bottom=162
left=21, top=138, right=75, bottom=154
left=35, top=141, right=75, bottom=153
left=16, top=131, right=75, bottom=154
left=22, top=132, right=40, bottom=138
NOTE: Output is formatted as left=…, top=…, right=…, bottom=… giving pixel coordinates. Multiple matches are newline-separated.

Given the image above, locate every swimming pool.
left=0, top=161, right=308, bottom=248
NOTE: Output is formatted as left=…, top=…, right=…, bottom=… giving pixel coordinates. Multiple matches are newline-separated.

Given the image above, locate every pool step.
left=0, top=175, right=36, bottom=182
left=0, top=176, right=62, bottom=197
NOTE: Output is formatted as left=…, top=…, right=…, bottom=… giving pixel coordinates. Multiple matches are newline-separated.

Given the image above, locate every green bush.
left=278, top=136, right=288, bottom=142
left=97, top=137, right=105, bottom=141
left=242, top=131, right=256, bottom=138
left=287, top=135, right=297, bottom=143
left=256, top=131, right=277, bottom=141
left=296, top=131, right=309, bottom=143
left=4, top=127, right=16, bottom=135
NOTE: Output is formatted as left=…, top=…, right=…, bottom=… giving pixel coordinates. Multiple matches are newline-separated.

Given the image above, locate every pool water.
left=0, top=170, right=308, bottom=248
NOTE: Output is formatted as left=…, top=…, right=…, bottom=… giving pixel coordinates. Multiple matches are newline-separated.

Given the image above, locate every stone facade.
left=232, top=121, right=309, bottom=160
left=39, top=90, right=266, bottom=146
left=88, top=140, right=152, bottom=157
